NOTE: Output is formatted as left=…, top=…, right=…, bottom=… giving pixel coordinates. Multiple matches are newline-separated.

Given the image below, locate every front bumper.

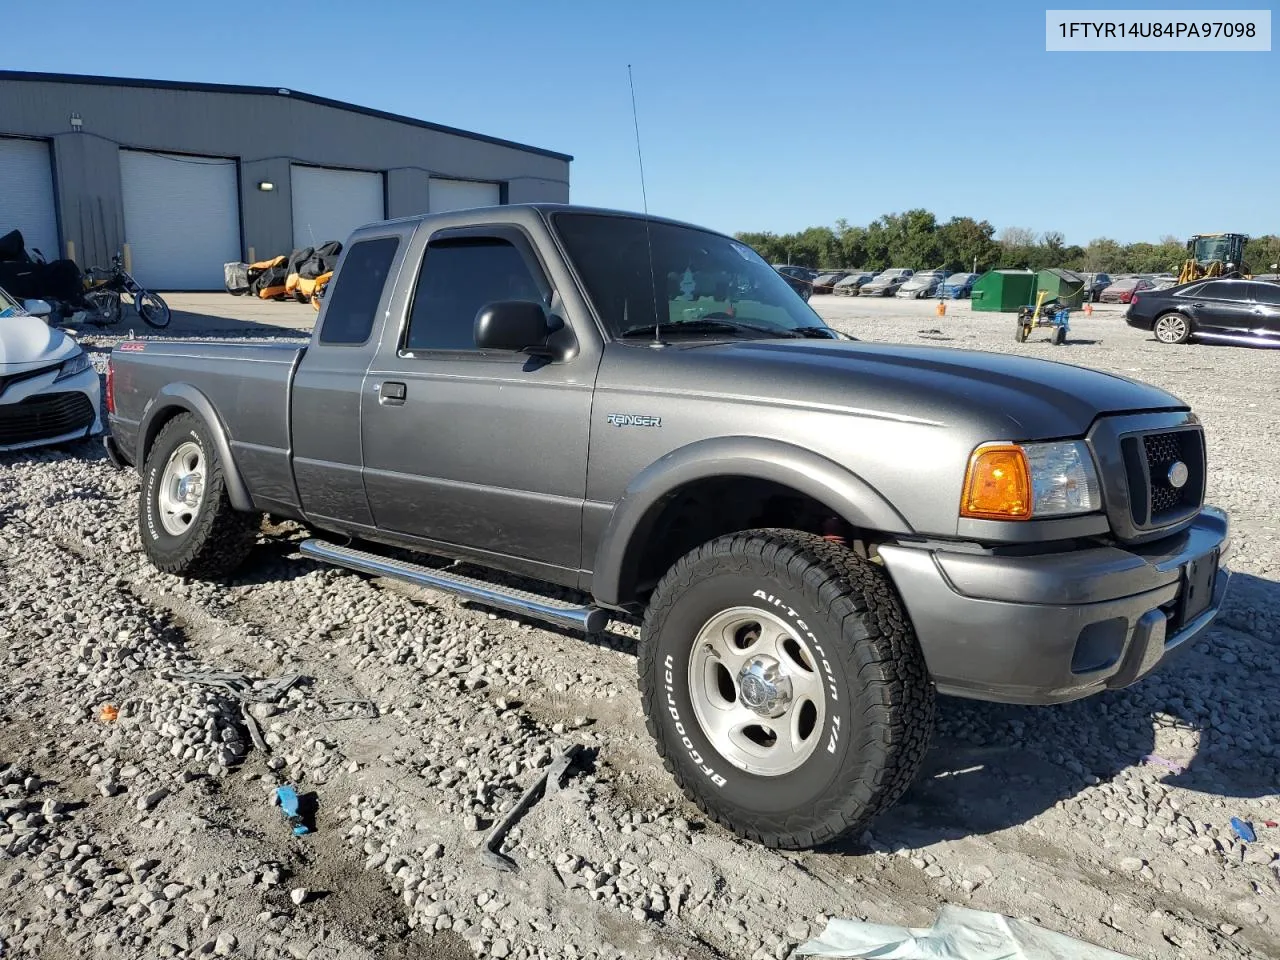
left=0, top=365, right=103, bottom=452
left=879, top=506, right=1231, bottom=705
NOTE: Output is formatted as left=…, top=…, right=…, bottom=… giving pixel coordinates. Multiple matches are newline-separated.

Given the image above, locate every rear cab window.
left=318, top=237, right=401, bottom=345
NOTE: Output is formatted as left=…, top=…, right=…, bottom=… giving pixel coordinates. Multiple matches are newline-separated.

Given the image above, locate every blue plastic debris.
left=274, top=785, right=311, bottom=836
left=1230, top=817, right=1256, bottom=843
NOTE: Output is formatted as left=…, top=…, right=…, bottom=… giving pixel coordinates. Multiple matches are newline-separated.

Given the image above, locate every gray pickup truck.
left=106, top=204, right=1230, bottom=849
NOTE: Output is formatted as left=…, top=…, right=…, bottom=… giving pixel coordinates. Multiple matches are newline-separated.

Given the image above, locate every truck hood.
left=676, top=339, right=1184, bottom=438
left=0, top=313, right=80, bottom=372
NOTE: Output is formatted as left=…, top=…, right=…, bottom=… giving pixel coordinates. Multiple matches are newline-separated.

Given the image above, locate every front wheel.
left=1153, top=312, right=1191, bottom=344
left=135, top=290, right=172, bottom=329
left=637, top=530, right=935, bottom=849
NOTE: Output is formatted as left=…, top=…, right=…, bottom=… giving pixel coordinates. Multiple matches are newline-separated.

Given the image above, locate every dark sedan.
left=776, top=268, right=812, bottom=302
left=1125, top=278, right=1280, bottom=346
left=810, top=271, right=851, bottom=294
left=1078, top=272, right=1112, bottom=302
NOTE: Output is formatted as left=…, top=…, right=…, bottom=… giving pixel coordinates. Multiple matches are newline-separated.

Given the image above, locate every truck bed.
left=109, top=339, right=307, bottom=512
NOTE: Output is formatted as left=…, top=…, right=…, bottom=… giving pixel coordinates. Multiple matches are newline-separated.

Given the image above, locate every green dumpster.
left=1036, top=268, right=1086, bottom=310
left=970, top=270, right=1037, bottom=312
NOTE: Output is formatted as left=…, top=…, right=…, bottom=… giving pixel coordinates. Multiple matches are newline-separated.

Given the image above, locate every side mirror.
left=23, top=299, right=52, bottom=318
left=474, top=300, right=556, bottom=356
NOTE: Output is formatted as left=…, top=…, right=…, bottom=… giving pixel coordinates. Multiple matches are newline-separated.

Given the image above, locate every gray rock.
left=137, top=787, right=170, bottom=812
left=214, top=931, right=238, bottom=955
left=290, top=887, right=309, bottom=906
left=1118, top=857, right=1145, bottom=873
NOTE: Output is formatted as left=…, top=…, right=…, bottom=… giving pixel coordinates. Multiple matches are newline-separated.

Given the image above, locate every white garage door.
left=291, top=166, right=384, bottom=249
left=429, top=178, right=501, bottom=213
left=120, top=150, right=240, bottom=290
left=0, top=137, right=59, bottom=260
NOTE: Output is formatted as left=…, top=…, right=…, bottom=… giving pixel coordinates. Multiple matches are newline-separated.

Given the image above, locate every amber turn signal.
left=961, top=444, right=1031, bottom=520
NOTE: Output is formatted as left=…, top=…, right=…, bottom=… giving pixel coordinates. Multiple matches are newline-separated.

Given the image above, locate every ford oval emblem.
left=1167, top=461, right=1190, bottom=489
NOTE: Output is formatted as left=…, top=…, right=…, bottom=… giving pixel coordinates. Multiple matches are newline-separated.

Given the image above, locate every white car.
left=0, top=287, right=103, bottom=451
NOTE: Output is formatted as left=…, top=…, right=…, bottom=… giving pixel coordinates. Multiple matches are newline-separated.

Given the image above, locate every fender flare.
left=591, top=436, right=912, bottom=607
left=134, top=383, right=253, bottom=512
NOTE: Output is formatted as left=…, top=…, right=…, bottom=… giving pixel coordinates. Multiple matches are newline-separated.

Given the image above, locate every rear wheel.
left=139, top=413, right=258, bottom=578
left=1153, top=313, right=1191, bottom=344
left=637, top=530, right=935, bottom=849
left=83, top=291, right=122, bottom=327
left=1052, top=325, right=1067, bottom=345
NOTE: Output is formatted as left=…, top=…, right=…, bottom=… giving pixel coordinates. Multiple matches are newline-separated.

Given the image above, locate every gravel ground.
left=1, top=296, right=1278, bottom=959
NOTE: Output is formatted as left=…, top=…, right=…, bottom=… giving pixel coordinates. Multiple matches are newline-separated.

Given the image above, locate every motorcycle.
left=80, top=254, right=171, bottom=329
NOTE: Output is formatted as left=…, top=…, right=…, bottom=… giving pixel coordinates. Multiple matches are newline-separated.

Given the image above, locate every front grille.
left=0, top=392, right=95, bottom=447
left=1121, top=427, right=1205, bottom=528
left=0, top=364, right=59, bottom=400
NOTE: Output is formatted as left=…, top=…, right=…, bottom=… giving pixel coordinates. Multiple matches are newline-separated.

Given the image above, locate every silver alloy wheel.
left=1154, top=314, right=1188, bottom=343
left=688, top=606, right=827, bottom=776
left=157, top=441, right=205, bottom=536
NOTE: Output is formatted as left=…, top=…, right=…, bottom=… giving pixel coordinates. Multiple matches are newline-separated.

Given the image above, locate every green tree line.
left=735, top=210, right=1280, bottom=276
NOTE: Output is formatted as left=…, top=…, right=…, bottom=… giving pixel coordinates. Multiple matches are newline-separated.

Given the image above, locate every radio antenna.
left=628, top=64, right=663, bottom=347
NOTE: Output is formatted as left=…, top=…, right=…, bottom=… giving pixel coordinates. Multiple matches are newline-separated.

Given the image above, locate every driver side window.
left=403, top=236, right=550, bottom=352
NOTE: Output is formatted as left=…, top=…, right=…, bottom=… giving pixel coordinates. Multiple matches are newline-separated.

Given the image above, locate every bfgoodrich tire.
left=637, top=529, right=935, bottom=849
left=139, top=413, right=258, bottom=578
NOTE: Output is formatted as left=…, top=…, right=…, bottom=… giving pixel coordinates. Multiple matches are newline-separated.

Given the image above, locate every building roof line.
left=0, top=70, right=573, bottom=162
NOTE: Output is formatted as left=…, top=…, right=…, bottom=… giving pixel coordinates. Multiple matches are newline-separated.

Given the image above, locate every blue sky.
left=8, top=0, right=1276, bottom=244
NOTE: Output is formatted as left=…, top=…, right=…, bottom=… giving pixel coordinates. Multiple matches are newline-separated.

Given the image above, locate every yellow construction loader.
left=1177, top=233, right=1250, bottom=284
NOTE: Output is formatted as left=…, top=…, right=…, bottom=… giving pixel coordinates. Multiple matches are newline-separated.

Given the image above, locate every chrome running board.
left=299, top=539, right=609, bottom=634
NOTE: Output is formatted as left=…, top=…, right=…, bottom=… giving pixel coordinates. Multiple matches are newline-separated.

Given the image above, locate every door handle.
left=378, top=381, right=406, bottom=405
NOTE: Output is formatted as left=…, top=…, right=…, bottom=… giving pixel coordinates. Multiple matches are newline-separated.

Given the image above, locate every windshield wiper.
left=618, top=319, right=798, bottom=340
left=790, top=326, right=843, bottom=340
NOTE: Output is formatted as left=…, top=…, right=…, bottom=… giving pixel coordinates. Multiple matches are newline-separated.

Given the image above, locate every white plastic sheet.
left=794, top=905, right=1135, bottom=960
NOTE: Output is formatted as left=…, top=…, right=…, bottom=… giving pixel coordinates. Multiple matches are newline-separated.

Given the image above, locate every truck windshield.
left=551, top=213, right=830, bottom=340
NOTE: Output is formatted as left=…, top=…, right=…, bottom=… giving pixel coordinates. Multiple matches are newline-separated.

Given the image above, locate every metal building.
left=0, top=71, right=572, bottom=290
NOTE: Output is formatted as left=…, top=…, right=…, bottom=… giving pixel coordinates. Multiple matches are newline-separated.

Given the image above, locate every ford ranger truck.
left=104, top=205, right=1230, bottom=849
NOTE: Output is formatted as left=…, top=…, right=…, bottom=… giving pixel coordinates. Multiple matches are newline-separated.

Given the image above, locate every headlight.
left=55, top=350, right=92, bottom=381
left=961, top=440, right=1101, bottom=521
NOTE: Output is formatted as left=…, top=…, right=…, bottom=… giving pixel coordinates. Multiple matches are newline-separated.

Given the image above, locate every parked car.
left=832, top=272, right=876, bottom=296
left=774, top=265, right=816, bottom=282
left=940, top=272, right=978, bottom=298
left=106, top=203, right=1229, bottom=852
left=1125, top=278, right=1280, bottom=346
left=1079, top=272, right=1113, bottom=302
left=895, top=270, right=949, bottom=299
left=776, top=268, right=812, bottom=302
left=0, top=286, right=103, bottom=451
left=810, top=271, right=851, bottom=295
left=860, top=268, right=914, bottom=297
left=1099, top=278, right=1154, bottom=303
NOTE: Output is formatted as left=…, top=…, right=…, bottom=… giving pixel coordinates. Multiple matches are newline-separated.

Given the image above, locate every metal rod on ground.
left=480, top=744, right=581, bottom=873
left=240, top=701, right=269, bottom=754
